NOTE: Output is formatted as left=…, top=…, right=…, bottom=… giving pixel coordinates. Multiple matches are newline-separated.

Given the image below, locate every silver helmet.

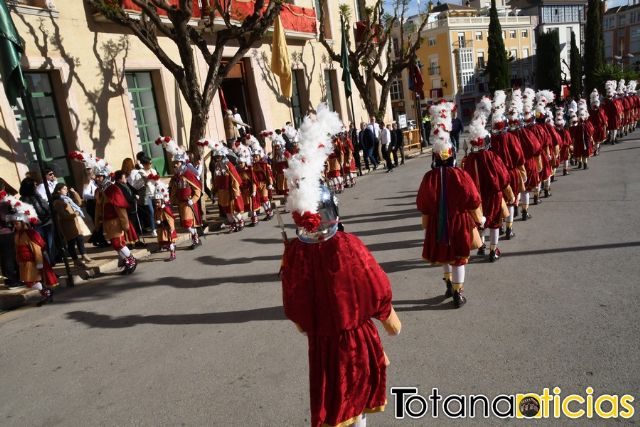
left=296, top=184, right=339, bottom=243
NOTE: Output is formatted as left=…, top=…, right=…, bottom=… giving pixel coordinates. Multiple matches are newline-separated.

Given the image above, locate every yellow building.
left=0, top=0, right=389, bottom=190
left=391, top=2, right=537, bottom=122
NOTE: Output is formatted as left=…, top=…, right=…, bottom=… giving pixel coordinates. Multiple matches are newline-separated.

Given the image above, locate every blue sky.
left=399, top=0, right=630, bottom=15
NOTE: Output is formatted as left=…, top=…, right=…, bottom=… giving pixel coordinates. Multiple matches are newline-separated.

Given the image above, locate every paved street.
left=1, top=135, right=639, bottom=426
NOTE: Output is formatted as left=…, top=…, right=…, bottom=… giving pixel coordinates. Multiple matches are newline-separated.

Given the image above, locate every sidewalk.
left=0, top=147, right=432, bottom=312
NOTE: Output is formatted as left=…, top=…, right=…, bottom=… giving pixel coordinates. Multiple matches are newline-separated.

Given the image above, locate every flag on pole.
left=271, top=15, right=292, bottom=98
left=408, top=61, right=425, bottom=99
left=0, top=0, right=26, bottom=106
left=340, top=16, right=352, bottom=99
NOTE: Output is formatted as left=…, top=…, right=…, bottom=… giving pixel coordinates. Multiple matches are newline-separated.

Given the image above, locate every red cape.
left=281, top=232, right=391, bottom=427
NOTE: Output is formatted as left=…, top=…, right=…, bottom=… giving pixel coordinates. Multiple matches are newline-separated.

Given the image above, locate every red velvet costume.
left=15, top=229, right=58, bottom=287
left=416, top=167, right=482, bottom=265
left=342, top=137, right=357, bottom=175
left=212, top=162, right=244, bottom=215
left=462, top=150, right=511, bottom=229
left=516, top=126, right=542, bottom=190
left=101, top=184, right=131, bottom=249
left=532, top=124, right=553, bottom=180
left=543, top=123, right=562, bottom=169
left=623, top=96, right=633, bottom=126
left=570, top=121, right=594, bottom=158
left=490, top=131, right=525, bottom=197
left=327, top=138, right=344, bottom=179
left=281, top=232, right=392, bottom=427
left=237, top=164, right=260, bottom=214
left=557, top=127, right=573, bottom=162
left=169, top=169, right=202, bottom=228
left=252, top=161, right=274, bottom=203
left=589, top=107, right=608, bottom=143
left=604, top=99, right=623, bottom=130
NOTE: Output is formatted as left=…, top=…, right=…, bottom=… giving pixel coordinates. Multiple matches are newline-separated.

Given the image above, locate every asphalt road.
left=1, top=134, right=639, bottom=426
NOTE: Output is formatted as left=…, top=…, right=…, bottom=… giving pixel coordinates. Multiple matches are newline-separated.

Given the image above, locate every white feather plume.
left=285, top=103, right=343, bottom=215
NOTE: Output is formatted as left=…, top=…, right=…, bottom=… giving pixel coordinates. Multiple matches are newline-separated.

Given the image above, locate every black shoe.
left=499, top=225, right=505, bottom=235
left=533, top=195, right=540, bottom=205
left=443, top=278, right=453, bottom=298
left=563, top=169, right=568, bottom=176
left=521, top=210, right=531, bottom=221
left=477, top=244, right=487, bottom=256
left=583, top=163, right=588, bottom=170
left=513, top=205, right=519, bottom=218
left=504, top=227, right=515, bottom=240
left=544, top=189, right=550, bottom=198
left=489, top=248, right=501, bottom=262
left=453, top=289, right=466, bottom=308
left=576, top=161, right=583, bottom=169
left=570, top=158, right=575, bottom=166
left=551, top=175, right=555, bottom=182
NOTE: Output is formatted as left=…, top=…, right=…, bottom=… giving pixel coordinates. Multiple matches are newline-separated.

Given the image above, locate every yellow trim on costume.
left=321, top=402, right=387, bottom=427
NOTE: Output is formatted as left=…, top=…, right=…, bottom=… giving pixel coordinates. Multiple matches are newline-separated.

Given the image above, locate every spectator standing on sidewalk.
left=380, top=123, right=394, bottom=172
left=52, top=183, right=93, bottom=268
left=359, top=122, right=378, bottom=170
left=450, top=108, right=464, bottom=152
left=0, top=179, right=19, bottom=287
left=422, top=110, right=432, bottom=146
left=390, top=122, right=405, bottom=166
left=36, top=168, right=57, bottom=200
left=367, top=116, right=382, bottom=164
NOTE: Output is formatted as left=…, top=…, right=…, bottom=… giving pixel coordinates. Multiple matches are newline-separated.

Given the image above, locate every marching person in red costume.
left=619, top=80, right=632, bottom=137
left=70, top=151, right=138, bottom=274
left=490, top=90, right=524, bottom=240
left=327, top=134, right=344, bottom=193
left=342, top=131, right=357, bottom=188
left=235, top=144, right=261, bottom=226
left=570, top=99, right=595, bottom=170
left=462, top=106, right=514, bottom=262
left=249, top=138, right=275, bottom=221
left=603, top=80, right=623, bottom=144
left=2, top=194, right=58, bottom=305
left=554, top=107, right=573, bottom=176
left=417, top=100, right=484, bottom=307
left=158, top=137, right=202, bottom=249
left=206, top=140, right=246, bottom=232
left=516, top=88, right=542, bottom=220
left=271, top=129, right=289, bottom=198
left=535, top=91, right=560, bottom=197
left=281, top=104, right=401, bottom=427
left=151, top=181, right=178, bottom=261
left=588, top=89, right=608, bottom=155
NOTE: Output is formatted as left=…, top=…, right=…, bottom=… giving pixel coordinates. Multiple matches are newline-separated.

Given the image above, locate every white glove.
left=267, top=185, right=274, bottom=190
left=479, top=216, right=486, bottom=229
left=36, top=263, right=43, bottom=270
left=251, top=192, right=256, bottom=197
left=156, top=220, right=162, bottom=225
left=187, top=199, right=193, bottom=206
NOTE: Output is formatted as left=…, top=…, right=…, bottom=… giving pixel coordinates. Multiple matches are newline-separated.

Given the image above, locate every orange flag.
left=271, top=15, right=292, bottom=98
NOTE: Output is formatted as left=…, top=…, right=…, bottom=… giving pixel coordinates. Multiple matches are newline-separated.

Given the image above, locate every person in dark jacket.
left=450, top=109, right=464, bottom=152
left=19, top=177, right=57, bottom=265
left=359, top=122, right=378, bottom=170
left=390, top=122, right=405, bottom=166
left=349, top=122, right=363, bottom=176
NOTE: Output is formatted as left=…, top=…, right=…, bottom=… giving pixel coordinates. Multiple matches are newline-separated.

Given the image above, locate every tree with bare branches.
left=318, top=0, right=428, bottom=121
left=84, top=0, right=283, bottom=153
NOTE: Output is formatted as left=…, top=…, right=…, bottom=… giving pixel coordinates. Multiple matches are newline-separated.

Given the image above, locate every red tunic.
left=517, top=127, right=542, bottom=190
left=543, top=123, right=562, bottom=168
left=532, top=124, right=553, bottom=180
left=570, top=122, right=594, bottom=158
left=588, top=107, right=608, bottom=143
left=557, top=128, right=573, bottom=162
left=490, top=131, right=525, bottom=194
left=622, top=97, right=633, bottom=125
left=237, top=165, right=260, bottom=212
left=416, top=167, right=481, bottom=265
left=604, top=99, right=622, bottom=130
left=462, top=150, right=510, bottom=229
left=281, top=232, right=392, bottom=427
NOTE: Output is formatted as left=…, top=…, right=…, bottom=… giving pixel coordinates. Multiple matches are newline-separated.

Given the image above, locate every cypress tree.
left=584, top=0, right=604, bottom=92
left=536, top=30, right=562, bottom=97
left=569, top=31, right=583, bottom=98
left=486, top=0, right=509, bottom=92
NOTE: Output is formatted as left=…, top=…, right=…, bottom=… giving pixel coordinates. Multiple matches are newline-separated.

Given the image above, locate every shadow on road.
left=505, top=241, right=640, bottom=257
left=65, top=305, right=286, bottom=328
left=194, top=254, right=282, bottom=265
left=393, top=295, right=456, bottom=311
left=352, top=224, right=422, bottom=238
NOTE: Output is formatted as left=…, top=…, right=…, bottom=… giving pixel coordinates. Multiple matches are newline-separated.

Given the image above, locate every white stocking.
left=521, top=191, right=530, bottom=207
left=452, top=265, right=465, bottom=284
left=443, top=264, right=452, bottom=274
left=490, top=228, right=500, bottom=247
left=119, top=246, right=131, bottom=259
left=32, top=282, right=43, bottom=291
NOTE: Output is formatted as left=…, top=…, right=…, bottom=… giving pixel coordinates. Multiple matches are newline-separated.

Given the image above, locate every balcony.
left=94, top=1, right=317, bottom=39
left=428, top=65, right=440, bottom=75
